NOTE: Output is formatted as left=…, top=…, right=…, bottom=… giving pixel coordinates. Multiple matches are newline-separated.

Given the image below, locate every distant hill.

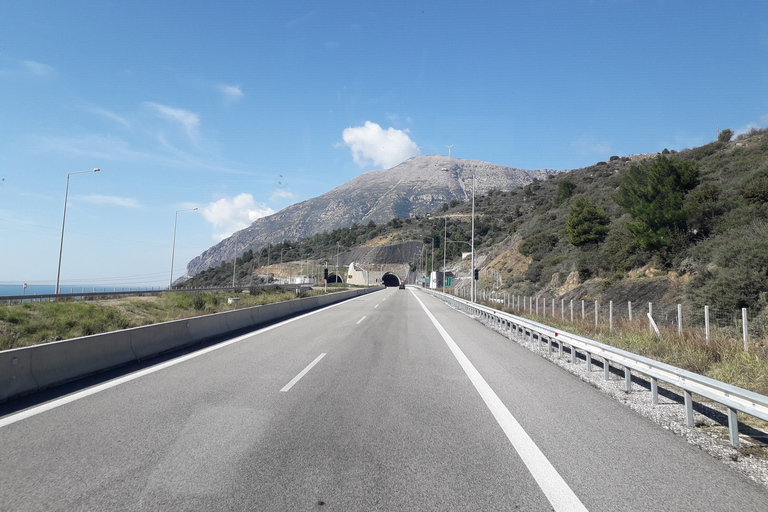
left=182, top=128, right=768, bottom=316
left=183, top=155, right=557, bottom=278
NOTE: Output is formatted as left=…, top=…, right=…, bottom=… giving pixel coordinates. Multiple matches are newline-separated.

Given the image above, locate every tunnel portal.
left=382, top=273, right=401, bottom=287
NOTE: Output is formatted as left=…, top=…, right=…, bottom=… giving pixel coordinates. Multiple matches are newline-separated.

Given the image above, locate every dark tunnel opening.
left=382, top=273, right=401, bottom=287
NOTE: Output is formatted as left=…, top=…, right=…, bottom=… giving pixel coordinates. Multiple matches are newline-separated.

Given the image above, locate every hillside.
left=183, top=128, right=768, bottom=320
left=182, top=155, right=557, bottom=278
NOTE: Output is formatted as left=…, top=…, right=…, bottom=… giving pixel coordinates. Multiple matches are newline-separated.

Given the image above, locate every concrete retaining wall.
left=0, top=288, right=379, bottom=402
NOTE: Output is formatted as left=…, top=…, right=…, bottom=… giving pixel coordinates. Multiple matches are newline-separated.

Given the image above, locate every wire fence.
left=466, top=290, right=768, bottom=351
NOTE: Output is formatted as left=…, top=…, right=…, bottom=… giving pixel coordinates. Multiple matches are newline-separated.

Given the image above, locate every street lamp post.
left=443, top=216, right=447, bottom=294
left=169, top=208, right=198, bottom=288
left=56, top=168, right=100, bottom=295
left=440, top=165, right=476, bottom=301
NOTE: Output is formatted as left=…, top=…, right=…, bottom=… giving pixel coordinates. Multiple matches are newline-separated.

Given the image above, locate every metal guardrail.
left=422, top=288, right=768, bottom=448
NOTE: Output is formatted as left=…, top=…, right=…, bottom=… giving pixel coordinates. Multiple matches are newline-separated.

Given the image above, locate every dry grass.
left=495, top=303, right=768, bottom=397
left=0, top=289, right=330, bottom=351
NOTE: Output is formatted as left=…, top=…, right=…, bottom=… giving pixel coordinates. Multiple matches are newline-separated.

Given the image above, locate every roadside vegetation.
left=0, top=288, right=330, bottom=351
left=499, top=304, right=768, bottom=397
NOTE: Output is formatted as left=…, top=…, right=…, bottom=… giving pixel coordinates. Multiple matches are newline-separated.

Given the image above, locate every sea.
left=0, top=284, right=163, bottom=297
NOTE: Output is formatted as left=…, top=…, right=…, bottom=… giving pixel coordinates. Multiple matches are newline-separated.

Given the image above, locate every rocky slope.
left=183, top=155, right=557, bottom=278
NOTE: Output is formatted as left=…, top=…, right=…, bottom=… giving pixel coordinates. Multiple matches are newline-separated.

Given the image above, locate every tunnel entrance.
left=382, top=273, right=401, bottom=287
left=327, top=274, right=342, bottom=283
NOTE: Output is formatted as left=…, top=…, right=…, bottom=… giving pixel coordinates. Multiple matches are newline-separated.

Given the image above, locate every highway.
left=2, top=287, right=767, bottom=511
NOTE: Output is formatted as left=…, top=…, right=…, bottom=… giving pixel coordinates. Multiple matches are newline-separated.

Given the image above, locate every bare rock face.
left=183, top=155, right=558, bottom=278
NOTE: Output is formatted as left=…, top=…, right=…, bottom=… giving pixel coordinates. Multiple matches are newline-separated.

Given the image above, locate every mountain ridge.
left=183, top=155, right=558, bottom=278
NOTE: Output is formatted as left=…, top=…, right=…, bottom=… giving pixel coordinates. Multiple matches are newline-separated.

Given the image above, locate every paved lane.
left=1, top=287, right=767, bottom=511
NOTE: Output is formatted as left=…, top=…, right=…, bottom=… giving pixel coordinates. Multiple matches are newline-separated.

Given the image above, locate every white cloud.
left=735, top=115, right=768, bottom=137
left=202, top=193, right=275, bottom=241
left=218, top=84, right=243, bottom=102
left=270, top=189, right=297, bottom=202
left=341, top=121, right=420, bottom=169
left=145, top=102, right=200, bottom=139
left=570, top=136, right=611, bottom=156
left=86, top=107, right=130, bottom=128
left=22, top=60, right=55, bottom=76
left=79, top=194, right=142, bottom=209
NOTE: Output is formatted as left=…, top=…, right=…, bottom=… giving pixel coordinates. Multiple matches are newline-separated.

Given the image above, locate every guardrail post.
left=742, top=308, right=749, bottom=351
left=570, top=300, right=574, bottom=322
left=570, top=344, right=576, bottom=363
left=624, top=367, right=631, bottom=392
left=684, top=390, right=694, bottom=427
left=543, top=297, right=546, bottom=318
left=677, top=304, right=682, bottom=337
left=561, top=298, right=564, bottom=321
left=628, top=301, right=632, bottom=322
left=651, top=377, right=658, bottom=405
left=604, top=359, right=610, bottom=380
left=581, top=300, right=585, bottom=320
left=728, top=407, right=740, bottom=448
left=586, top=352, right=592, bottom=372
left=558, top=338, right=562, bottom=358
left=552, top=298, right=555, bottom=320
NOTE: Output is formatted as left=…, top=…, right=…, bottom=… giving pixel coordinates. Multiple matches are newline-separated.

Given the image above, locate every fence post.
left=594, top=300, right=598, bottom=329
left=609, top=300, right=613, bottom=333
left=628, top=301, right=632, bottom=322
left=648, top=302, right=653, bottom=334
left=677, top=304, right=683, bottom=337
left=742, top=308, right=749, bottom=351
left=704, top=305, right=710, bottom=344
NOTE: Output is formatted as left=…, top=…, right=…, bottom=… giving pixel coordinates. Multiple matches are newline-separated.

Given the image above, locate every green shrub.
left=718, top=129, right=734, bottom=142
left=192, top=294, right=206, bottom=311
left=741, top=176, right=768, bottom=204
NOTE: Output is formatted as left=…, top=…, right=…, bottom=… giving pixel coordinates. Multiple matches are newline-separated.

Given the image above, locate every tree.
left=565, top=196, right=610, bottom=247
left=553, top=179, right=577, bottom=206
left=718, top=128, right=734, bottom=142
left=614, top=155, right=699, bottom=250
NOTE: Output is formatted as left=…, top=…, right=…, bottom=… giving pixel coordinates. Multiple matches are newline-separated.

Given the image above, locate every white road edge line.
left=357, top=316, right=366, bottom=324
left=280, top=353, right=327, bottom=392
left=410, top=290, right=588, bottom=512
left=0, top=298, right=354, bottom=429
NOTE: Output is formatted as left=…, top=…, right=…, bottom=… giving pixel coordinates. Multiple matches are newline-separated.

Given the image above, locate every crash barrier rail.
left=0, top=287, right=380, bottom=403
left=1, top=284, right=316, bottom=304
left=420, top=288, right=768, bottom=448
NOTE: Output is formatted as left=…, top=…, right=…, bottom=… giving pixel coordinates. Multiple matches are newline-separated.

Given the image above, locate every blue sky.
left=1, top=1, right=767, bottom=288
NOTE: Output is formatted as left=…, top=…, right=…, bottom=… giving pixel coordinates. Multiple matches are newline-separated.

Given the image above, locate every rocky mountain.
left=183, top=155, right=558, bottom=278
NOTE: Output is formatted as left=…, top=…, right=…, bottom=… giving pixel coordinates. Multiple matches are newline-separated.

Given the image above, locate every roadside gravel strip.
left=450, top=300, right=768, bottom=489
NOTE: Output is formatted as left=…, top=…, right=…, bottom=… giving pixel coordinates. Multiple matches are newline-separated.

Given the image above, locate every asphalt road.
left=2, top=287, right=767, bottom=511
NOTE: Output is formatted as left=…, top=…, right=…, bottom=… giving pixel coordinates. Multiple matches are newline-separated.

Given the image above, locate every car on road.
left=398, top=283, right=405, bottom=289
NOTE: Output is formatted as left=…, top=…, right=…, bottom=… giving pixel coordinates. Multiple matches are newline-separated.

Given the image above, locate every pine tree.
left=565, top=196, right=610, bottom=247
left=614, top=155, right=699, bottom=250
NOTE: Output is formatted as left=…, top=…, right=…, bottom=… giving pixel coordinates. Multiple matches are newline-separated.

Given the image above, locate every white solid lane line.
left=410, top=291, right=588, bottom=512
left=280, top=353, right=327, bottom=392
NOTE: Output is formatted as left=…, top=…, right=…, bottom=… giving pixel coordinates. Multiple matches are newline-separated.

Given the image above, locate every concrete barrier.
left=0, top=287, right=380, bottom=402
